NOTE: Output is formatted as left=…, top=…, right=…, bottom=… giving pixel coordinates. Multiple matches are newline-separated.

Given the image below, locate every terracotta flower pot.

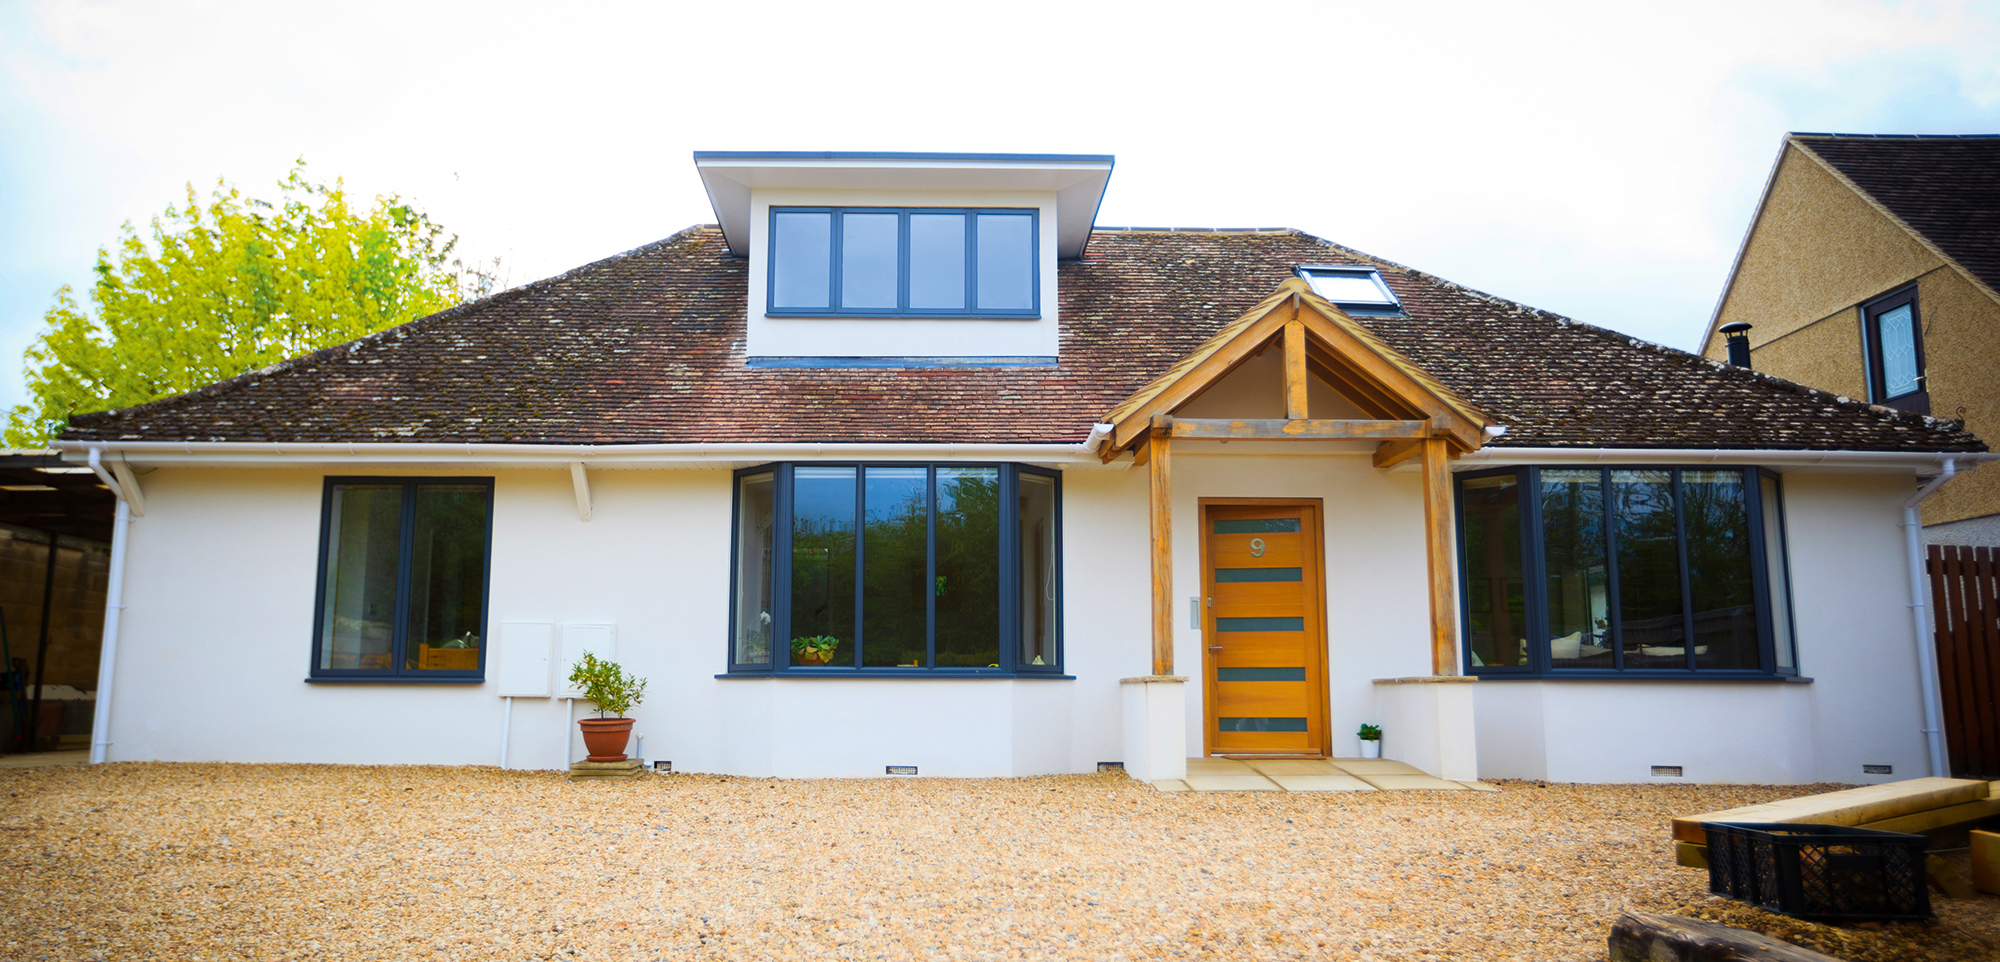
left=579, top=717, right=635, bottom=762
left=794, top=649, right=834, bottom=666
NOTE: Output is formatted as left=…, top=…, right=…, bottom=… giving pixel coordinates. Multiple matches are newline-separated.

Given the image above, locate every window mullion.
left=392, top=482, right=417, bottom=676
left=964, top=212, right=978, bottom=312
left=1745, top=468, right=1776, bottom=674
left=1522, top=467, right=1548, bottom=673
left=1673, top=469, right=1696, bottom=672
left=898, top=211, right=910, bottom=312
left=851, top=464, right=865, bottom=669
left=925, top=466, right=938, bottom=670
left=1604, top=468, right=1624, bottom=672
left=773, top=464, right=794, bottom=670
left=998, top=466, right=1018, bottom=673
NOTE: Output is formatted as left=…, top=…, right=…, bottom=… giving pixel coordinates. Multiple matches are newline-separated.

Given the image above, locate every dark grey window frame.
left=1455, top=465, right=1798, bottom=679
left=307, top=476, right=495, bottom=683
left=765, top=206, right=1040, bottom=318
left=1861, top=284, right=1928, bottom=414
left=725, top=462, right=1065, bottom=677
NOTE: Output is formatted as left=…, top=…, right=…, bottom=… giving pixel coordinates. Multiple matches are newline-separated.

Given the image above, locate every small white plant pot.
left=1360, top=740, right=1382, bottom=759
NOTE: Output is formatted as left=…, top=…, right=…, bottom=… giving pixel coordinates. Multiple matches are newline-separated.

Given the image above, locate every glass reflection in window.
left=1460, top=474, right=1526, bottom=668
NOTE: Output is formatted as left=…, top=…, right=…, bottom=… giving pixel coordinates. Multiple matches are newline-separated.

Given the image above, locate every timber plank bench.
left=1672, top=777, right=2000, bottom=869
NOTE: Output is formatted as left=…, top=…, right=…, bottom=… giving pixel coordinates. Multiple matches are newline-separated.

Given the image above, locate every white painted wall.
left=745, top=187, right=1061, bottom=359
left=1473, top=471, right=1929, bottom=784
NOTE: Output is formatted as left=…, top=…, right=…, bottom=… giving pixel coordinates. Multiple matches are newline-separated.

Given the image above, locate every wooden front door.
left=1202, top=501, right=1328, bottom=756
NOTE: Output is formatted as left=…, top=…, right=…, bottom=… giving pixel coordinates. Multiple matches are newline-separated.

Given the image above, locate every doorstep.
left=1153, top=757, right=1500, bottom=793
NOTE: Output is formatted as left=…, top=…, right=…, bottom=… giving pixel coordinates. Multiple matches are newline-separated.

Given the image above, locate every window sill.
left=1470, top=672, right=1811, bottom=683
left=717, top=671, right=1074, bottom=680
left=305, top=676, right=485, bottom=685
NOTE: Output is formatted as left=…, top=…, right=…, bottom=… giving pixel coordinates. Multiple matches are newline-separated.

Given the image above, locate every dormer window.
left=768, top=207, right=1039, bottom=317
left=1296, top=265, right=1402, bottom=316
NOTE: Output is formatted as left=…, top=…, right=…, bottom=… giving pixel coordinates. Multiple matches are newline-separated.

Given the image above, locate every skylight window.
left=1296, top=265, right=1401, bottom=315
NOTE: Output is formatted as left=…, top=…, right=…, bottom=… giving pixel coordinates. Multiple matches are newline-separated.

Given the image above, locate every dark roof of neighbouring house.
left=1792, top=133, right=2000, bottom=297
left=61, top=225, right=1986, bottom=453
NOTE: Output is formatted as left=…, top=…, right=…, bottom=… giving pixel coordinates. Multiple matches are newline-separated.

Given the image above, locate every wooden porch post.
left=1420, top=437, right=1460, bottom=675
left=1147, top=423, right=1174, bottom=676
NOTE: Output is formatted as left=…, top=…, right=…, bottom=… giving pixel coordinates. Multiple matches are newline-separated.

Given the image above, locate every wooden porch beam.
left=1420, top=437, right=1459, bottom=675
left=1146, top=428, right=1174, bottom=676
left=1284, top=317, right=1309, bottom=420
left=1170, top=418, right=1429, bottom=440
left=1373, top=438, right=1422, bottom=469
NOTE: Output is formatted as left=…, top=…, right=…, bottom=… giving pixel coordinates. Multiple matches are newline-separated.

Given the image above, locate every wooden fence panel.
left=1930, top=545, right=2000, bottom=780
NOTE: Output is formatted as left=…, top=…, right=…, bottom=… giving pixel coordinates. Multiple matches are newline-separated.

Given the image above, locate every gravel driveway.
left=3, top=764, right=1996, bottom=961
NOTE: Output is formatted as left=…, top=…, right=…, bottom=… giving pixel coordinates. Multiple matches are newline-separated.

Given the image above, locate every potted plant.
left=791, top=635, right=840, bottom=666
left=1357, top=723, right=1383, bottom=759
left=568, top=653, right=648, bottom=762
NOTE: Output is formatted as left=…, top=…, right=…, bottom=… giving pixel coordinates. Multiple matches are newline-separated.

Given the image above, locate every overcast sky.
left=2, top=0, right=1997, bottom=414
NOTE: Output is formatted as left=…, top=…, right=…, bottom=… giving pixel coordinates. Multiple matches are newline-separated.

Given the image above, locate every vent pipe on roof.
left=1720, top=322, right=1753, bottom=369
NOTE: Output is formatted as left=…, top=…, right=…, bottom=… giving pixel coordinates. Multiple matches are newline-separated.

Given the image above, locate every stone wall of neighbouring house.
left=0, top=523, right=111, bottom=749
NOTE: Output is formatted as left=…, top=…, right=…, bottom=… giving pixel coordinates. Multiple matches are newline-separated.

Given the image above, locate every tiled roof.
left=1793, top=133, right=2000, bottom=297
left=62, top=226, right=1985, bottom=453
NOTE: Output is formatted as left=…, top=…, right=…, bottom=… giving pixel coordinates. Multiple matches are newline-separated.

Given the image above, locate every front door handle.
left=1207, top=646, right=1224, bottom=652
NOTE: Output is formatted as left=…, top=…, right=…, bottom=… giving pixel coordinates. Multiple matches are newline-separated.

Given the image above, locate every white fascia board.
left=53, top=439, right=1122, bottom=471
left=693, top=152, right=1114, bottom=259
left=1453, top=447, right=1997, bottom=475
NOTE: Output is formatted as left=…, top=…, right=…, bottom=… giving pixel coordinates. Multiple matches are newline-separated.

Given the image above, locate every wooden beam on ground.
left=1669, top=776, right=1992, bottom=844
left=1284, top=317, right=1309, bottom=420
left=1147, top=429, right=1174, bottom=677
left=1169, top=418, right=1429, bottom=441
left=1420, top=437, right=1458, bottom=675
left=1374, top=439, right=1422, bottom=469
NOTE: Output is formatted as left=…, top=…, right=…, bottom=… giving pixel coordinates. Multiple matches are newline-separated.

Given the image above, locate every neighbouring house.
left=55, top=152, right=1993, bottom=784
left=1700, top=132, right=2000, bottom=546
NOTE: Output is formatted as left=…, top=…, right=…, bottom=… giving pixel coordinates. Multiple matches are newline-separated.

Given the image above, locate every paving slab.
left=1357, top=773, right=1468, bottom=791
left=1247, top=759, right=1345, bottom=776
left=1456, top=780, right=1503, bottom=792
left=1187, top=757, right=1256, bottom=774
left=1183, top=773, right=1283, bottom=792
left=1266, top=774, right=1376, bottom=792
left=1150, top=780, right=1191, bottom=793
left=1328, top=759, right=1423, bottom=775
left=0, top=750, right=88, bottom=769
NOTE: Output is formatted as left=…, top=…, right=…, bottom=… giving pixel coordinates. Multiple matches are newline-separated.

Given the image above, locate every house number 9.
left=1249, top=538, right=1266, bottom=558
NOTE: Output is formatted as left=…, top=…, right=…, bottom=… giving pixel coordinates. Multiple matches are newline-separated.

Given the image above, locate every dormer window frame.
left=766, top=206, right=1041, bottom=319
left=1294, top=264, right=1403, bottom=317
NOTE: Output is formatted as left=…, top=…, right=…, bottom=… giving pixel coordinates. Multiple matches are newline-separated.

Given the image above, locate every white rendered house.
left=59, top=152, right=1991, bottom=784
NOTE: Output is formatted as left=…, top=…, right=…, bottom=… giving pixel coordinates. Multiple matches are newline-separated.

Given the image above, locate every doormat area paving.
left=2, top=764, right=1997, bottom=961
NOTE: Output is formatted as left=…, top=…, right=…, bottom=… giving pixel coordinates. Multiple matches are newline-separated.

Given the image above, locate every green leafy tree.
left=7, top=161, right=499, bottom=445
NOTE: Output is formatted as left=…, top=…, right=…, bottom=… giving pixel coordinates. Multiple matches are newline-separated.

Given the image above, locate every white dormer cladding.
left=695, top=152, right=1114, bottom=362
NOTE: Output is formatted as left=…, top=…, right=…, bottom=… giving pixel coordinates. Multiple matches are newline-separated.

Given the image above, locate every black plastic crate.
left=1703, top=822, right=1933, bottom=922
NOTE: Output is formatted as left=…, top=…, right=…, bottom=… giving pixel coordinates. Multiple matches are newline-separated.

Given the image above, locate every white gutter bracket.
left=1903, top=456, right=1972, bottom=779
left=570, top=462, right=592, bottom=522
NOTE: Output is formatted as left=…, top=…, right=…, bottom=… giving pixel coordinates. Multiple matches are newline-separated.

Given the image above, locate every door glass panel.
left=1875, top=303, right=1920, bottom=398
left=909, top=213, right=966, bottom=310
left=1684, top=470, right=1758, bottom=670
left=1460, top=474, right=1527, bottom=669
left=1218, top=717, right=1308, bottom=732
left=734, top=473, right=776, bottom=666
left=1216, top=616, right=1305, bottom=632
left=1217, top=667, right=1307, bottom=681
left=1612, top=470, right=1686, bottom=669
left=1214, top=518, right=1301, bottom=534
left=1541, top=470, right=1611, bottom=669
left=1761, top=475, right=1797, bottom=672
left=839, top=212, right=899, bottom=310
left=403, top=484, right=489, bottom=672
left=1016, top=473, right=1056, bottom=668
left=791, top=467, right=856, bottom=666
left=319, top=484, right=402, bottom=671
left=1214, top=567, right=1302, bottom=582
left=975, top=213, right=1034, bottom=310
left=935, top=467, right=1000, bottom=668
left=771, top=212, right=832, bottom=310
left=862, top=467, right=929, bottom=668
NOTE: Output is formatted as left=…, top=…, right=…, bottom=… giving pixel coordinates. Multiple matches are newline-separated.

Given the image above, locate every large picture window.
left=767, top=207, right=1038, bottom=317
left=1457, top=466, right=1796, bottom=677
left=728, top=463, right=1062, bottom=675
left=310, top=478, right=493, bottom=680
